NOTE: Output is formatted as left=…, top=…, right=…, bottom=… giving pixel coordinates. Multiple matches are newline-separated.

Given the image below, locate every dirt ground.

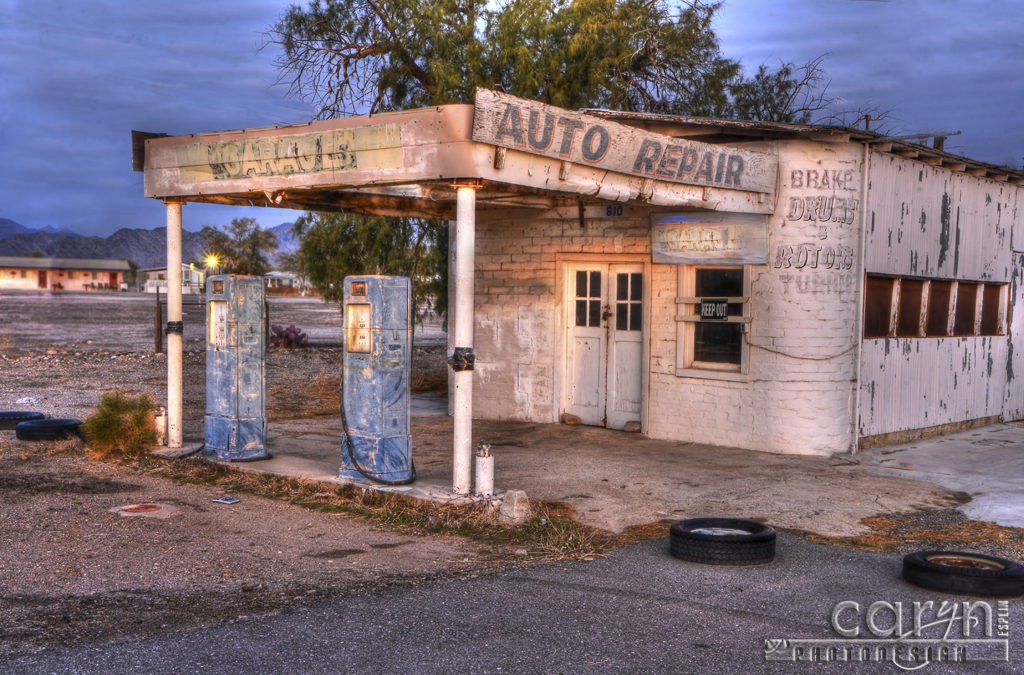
left=0, top=291, right=471, bottom=657
left=2, top=291, right=1022, bottom=658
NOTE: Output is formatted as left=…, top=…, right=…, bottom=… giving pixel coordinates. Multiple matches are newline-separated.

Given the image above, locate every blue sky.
left=2, top=0, right=1022, bottom=236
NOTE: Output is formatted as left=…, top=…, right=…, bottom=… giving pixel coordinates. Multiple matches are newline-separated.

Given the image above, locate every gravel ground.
left=0, top=291, right=479, bottom=658
left=2, top=291, right=1023, bottom=660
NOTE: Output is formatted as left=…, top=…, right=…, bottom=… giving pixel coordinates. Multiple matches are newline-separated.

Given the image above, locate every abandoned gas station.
left=137, top=88, right=1024, bottom=496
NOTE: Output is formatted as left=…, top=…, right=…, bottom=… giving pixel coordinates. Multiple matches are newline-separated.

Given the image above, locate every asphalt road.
left=7, top=534, right=1022, bottom=674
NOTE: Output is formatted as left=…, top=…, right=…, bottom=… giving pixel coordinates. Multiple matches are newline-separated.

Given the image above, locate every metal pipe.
left=166, top=200, right=183, bottom=448
left=452, top=185, right=477, bottom=494
left=851, top=142, right=871, bottom=454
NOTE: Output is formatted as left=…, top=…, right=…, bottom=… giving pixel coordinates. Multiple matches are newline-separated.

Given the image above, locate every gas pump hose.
left=339, top=366, right=416, bottom=486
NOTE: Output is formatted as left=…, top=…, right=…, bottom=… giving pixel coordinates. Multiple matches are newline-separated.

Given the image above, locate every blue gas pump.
left=340, top=275, right=414, bottom=484
left=204, top=275, right=269, bottom=461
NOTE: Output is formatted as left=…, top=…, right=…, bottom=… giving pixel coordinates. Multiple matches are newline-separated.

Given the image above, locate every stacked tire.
left=0, top=411, right=45, bottom=430
left=1, top=412, right=83, bottom=441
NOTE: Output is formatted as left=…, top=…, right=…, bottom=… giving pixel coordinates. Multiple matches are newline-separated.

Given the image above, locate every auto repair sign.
left=472, top=88, right=776, bottom=194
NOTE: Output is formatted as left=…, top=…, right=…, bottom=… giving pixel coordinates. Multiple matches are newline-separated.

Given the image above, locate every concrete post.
left=165, top=200, right=183, bottom=448
left=452, top=184, right=477, bottom=494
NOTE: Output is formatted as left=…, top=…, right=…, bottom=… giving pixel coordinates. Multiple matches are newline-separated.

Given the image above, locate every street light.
left=204, top=255, right=219, bottom=292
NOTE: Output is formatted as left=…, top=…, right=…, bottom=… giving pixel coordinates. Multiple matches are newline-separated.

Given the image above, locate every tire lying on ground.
left=0, top=411, right=46, bottom=430
left=669, top=518, right=776, bottom=565
left=15, top=418, right=83, bottom=442
left=902, top=551, right=1024, bottom=597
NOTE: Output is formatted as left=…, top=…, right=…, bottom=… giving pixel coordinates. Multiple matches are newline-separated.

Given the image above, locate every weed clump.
left=270, top=324, right=308, bottom=349
left=83, top=391, right=159, bottom=460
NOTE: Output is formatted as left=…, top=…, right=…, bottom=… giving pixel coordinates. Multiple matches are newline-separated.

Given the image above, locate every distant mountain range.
left=0, top=219, right=297, bottom=268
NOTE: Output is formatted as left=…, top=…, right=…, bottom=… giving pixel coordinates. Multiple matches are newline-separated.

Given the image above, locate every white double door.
left=564, top=262, right=644, bottom=430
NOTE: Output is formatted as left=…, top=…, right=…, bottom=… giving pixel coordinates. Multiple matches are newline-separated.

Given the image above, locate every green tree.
left=268, top=0, right=845, bottom=323
left=199, top=217, right=279, bottom=276
left=266, top=0, right=833, bottom=121
left=291, top=212, right=447, bottom=321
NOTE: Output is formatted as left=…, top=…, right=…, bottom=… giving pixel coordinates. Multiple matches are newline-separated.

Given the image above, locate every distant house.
left=264, top=270, right=309, bottom=295
left=141, top=263, right=205, bottom=294
left=0, top=256, right=130, bottom=291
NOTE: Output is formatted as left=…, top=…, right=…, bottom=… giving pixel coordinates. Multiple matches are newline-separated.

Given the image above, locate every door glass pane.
left=589, top=299, right=601, bottom=327
left=589, top=271, right=601, bottom=298
left=575, top=300, right=587, bottom=327
left=630, top=273, right=642, bottom=300
left=616, top=303, right=628, bottom=330
left=617, top=273, right=629, bottom=301
left=630, top=304, right=642, bottom=331
left=575, top=270, right=587, bottom=298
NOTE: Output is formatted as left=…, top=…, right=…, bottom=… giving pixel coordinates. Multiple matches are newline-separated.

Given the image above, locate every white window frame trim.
left=675, top=264, right=752, bottom=382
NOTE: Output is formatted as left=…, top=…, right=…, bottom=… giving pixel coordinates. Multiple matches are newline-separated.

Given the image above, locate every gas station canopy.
left=139, top=89, right=777, bottom=220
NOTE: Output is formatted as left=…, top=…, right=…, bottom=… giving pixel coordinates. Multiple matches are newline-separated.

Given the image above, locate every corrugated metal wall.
left=861, top=337, right=1006, bottom=433
left=860, top=152, right=1023, bottom=436
left=865, top=154, right=1015, bottom=282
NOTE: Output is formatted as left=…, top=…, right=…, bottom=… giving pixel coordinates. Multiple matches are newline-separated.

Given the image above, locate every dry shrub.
left=83, top=391, right=159, bottom=460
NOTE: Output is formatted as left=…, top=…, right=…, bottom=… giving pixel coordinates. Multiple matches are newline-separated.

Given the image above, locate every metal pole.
left=452, top=184, right=477, bottom=494
left=165, top=200, right=183, bottom=448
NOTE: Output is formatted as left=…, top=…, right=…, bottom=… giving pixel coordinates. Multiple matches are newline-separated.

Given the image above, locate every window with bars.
left=676, top=265, right=750, bottom=377
left=863, top=274, right=1008, bottom=338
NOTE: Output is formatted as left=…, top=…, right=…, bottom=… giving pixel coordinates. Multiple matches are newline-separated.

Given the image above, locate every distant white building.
left=0, top=256, right=130, bottom=291
left=265, top=270, right=309, bottom=295
left=141, top=263, right=205, bottom=294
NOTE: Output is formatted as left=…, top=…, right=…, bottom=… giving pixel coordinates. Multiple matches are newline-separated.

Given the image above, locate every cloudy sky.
left=2, top=0, right=1023, bottom=237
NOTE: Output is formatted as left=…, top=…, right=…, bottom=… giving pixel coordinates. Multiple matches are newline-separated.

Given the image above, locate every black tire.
left=669, top=518, right=776, bottom=565
left=15, top=418, right=83, bottom=441
left=902, top=550, right=1024, bottom=597
left=0, top=411, right=45, bottom=430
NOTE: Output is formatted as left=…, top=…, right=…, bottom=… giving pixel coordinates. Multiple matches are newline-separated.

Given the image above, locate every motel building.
left=138, top=89, right=1024, bottom=487
left=0, top=256, right=130, bottom=292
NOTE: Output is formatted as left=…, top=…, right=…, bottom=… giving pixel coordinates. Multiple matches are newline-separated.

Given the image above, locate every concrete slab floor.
left=861, top=422, right=1024, bottom=529
left=191, top=394, right=995, bottom=538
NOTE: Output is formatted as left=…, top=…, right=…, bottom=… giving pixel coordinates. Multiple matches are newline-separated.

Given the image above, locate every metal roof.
left=583, top=110, right=1024, bottom=184
left=0, top=256, right=131, bottom=271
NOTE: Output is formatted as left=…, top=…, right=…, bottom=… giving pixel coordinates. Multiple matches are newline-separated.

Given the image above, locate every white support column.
left=452, top=183, right=478, bottom=494
left=165, top=200, right=184, bottom=448
left=447, top=218, right=457, bottom=417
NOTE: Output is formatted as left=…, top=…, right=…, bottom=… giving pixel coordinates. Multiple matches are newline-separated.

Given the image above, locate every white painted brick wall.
left=645, top=142, right=861, bottom=455
left=472, top=141, right=863, bottom=455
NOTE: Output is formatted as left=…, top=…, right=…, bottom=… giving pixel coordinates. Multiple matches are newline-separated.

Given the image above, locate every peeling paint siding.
left=1004, top=252, right=1024, bottom=420
left=472, top=213, right=584, bottom=422
left=859, top=337, right=1007, bottom=435
left=866, top=153, right=1016, bottom=281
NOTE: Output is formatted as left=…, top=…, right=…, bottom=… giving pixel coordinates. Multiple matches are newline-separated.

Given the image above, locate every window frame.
left=675, top=264, right=751, bottom=380
left=864, top=274, right=1008, bottom=339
